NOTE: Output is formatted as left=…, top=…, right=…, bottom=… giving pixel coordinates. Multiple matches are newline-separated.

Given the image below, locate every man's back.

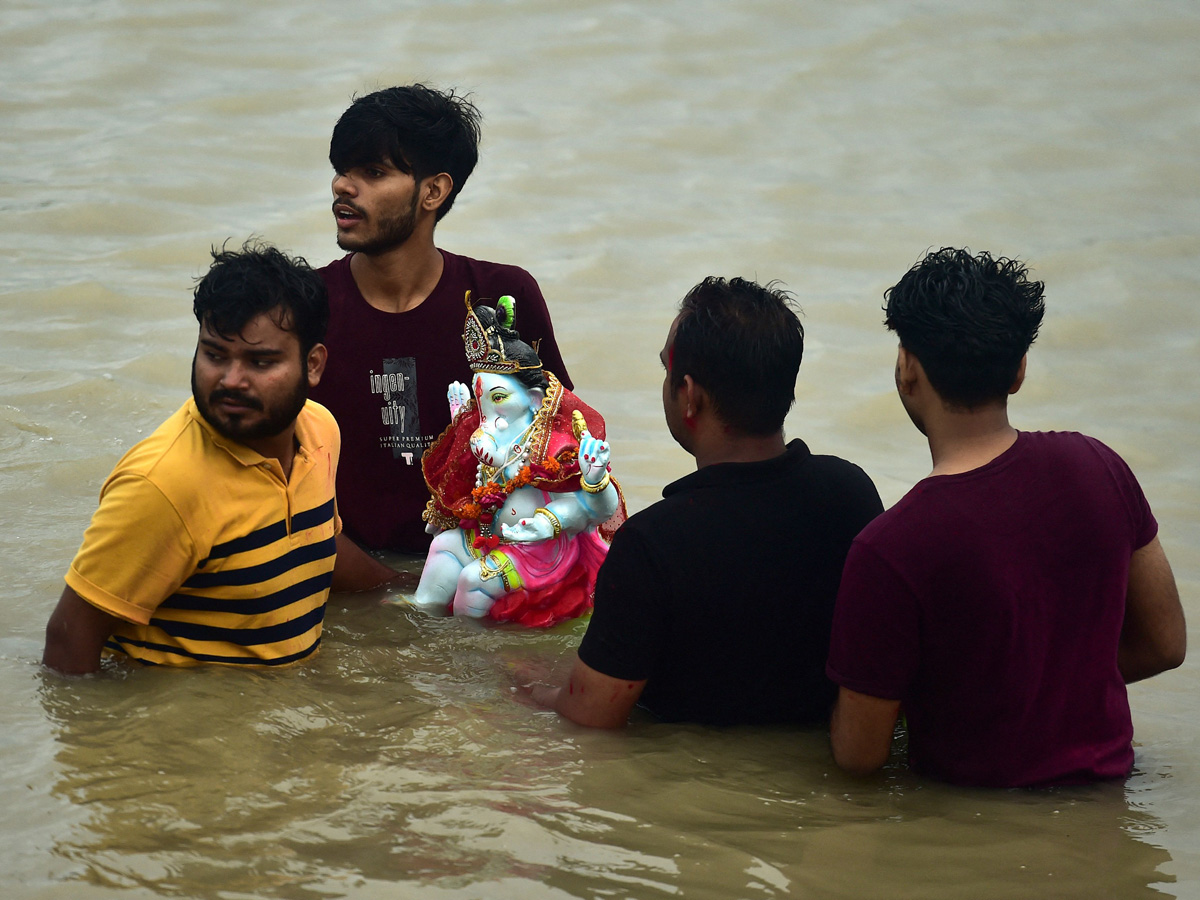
left=580, top=440, right=882, bottom=725
left=829, top=431, right=1157, bottom=785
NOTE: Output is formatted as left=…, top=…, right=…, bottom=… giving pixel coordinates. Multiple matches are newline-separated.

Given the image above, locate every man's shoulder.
left=614, top=463, right=759, bottom=539
left=619, top=495, right=677, bottom=530
left=317, top=254, right=357, bottom=306
left=93, top=403, right=228, bottom=527
left=111, top=401, right=204, bottom=479
left=318, top=253, right=353, bottom=283
left=708, top=443, right=879, bottom=506
left=318, top=252, right=351, bottom=274
left=851, top=431, right=1113, bottom=548
left=299, top=398, right=338, bottom=432
left=442, top=249, right=533, bottom=276
left=803, top=450, right=878, bottom=489
left=295, top=398, right=339, bottom=446
left=111, top=400, right=257, bottom=500
left=763, top=440, right=875, bottom=488
left=1025, top=429, right=1123, bottom=463
left=439, top=250, right=540, bottom=297
left=950, top=430, right=1129, bottom=493
left=601, top=493, right=691, bottom=563
left=651, top=443, right=878, bottom=511
left=854, top=493, right=918, bottom=543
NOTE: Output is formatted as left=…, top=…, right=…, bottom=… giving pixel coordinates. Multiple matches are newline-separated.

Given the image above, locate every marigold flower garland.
left=459, top=450, right=578, bottom=550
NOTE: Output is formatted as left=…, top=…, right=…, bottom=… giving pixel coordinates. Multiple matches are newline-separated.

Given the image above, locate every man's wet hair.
left=329, top=84, right=482, bottom=221
left=671, top=276, right=805, bottom=435
left=193, top=239, right=329, bottom=356
left=884, top=247, right=1046, bottom=408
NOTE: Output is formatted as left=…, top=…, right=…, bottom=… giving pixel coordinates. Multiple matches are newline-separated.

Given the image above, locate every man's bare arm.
left=1119, top=535, right=1186, bottom=684
left=43, top=586, right=123, bottom=675
left=529, top=654, right=647, bottom=728
left=331, top=533, right=408, bottom=593
left=830, top=686, right=902, bottom=776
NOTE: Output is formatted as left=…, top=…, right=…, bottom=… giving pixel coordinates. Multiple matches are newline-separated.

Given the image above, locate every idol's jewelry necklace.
left=475, top=416, right=536, bottom=488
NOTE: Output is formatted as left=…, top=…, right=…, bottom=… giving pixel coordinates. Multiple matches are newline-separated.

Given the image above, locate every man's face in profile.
left=331, top=159, right=421, bottom=256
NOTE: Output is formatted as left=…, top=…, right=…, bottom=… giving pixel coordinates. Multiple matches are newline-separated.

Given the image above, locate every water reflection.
left=38, top=605, right=435, bottom=896
left=39, top=606, right=1176, bottom=898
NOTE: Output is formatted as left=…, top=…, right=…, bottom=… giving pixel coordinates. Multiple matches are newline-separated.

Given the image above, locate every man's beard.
left=191, top=365, right=309, bottom=445
left=336, top=190, right=420, bottom=256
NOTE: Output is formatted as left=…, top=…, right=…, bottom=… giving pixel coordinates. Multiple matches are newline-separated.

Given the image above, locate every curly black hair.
left=885, top=248, right=1045, bottom=408
left=193, top=239, right=328, bottom=355
left=671, top=276, right=805, bottom=436
left=329, top=84, right=482, bottom=221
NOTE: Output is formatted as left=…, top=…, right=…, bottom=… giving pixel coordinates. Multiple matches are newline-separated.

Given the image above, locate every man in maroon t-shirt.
left=310, top=85, right=572, bottom=554
left=827, top=247, right=1185, bottom=787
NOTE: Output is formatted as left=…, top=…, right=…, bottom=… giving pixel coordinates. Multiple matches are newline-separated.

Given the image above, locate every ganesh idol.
left=409, top=295, right=626, bottom=627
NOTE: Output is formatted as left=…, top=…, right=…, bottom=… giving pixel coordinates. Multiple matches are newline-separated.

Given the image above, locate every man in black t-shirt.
left=526, top=277, right=883, bottom=727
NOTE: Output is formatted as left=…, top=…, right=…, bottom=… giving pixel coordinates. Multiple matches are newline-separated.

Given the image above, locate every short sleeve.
left=1086, top=435, right=1158, bottom=550
left=578, top=525, right=669, bottom=681
left=825, top=540, right=920, bottom=701
left=65, top=472, right=200, bottom=625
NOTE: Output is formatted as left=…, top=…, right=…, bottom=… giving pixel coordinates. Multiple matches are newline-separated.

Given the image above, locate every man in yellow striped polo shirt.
left=43, top=241, right=400, bottom=673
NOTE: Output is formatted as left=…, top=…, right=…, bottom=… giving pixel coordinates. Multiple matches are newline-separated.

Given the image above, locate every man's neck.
left=692, top=427, right=788, bottom=471
left=348, top=237, right=445, bottom=314
left=925, top=404, right=1018, bottom=476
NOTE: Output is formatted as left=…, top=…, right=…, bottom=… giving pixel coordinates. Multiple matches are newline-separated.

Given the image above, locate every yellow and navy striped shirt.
left=66, top=398, right=341, bottom=667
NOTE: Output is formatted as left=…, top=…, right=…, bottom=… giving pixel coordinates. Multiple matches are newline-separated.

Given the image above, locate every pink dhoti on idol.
left=484, top=529, right=610, bottom=627
left=413, top=294, right=625, bottom=627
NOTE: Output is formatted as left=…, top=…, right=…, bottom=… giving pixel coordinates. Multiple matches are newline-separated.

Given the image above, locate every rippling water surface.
left=3, top=1, right=1199, bottom=897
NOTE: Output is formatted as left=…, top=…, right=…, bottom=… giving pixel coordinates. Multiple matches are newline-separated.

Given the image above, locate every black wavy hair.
left=329, top=84, right=481, bottom=220
left=193, top=239, right=328, bottom=355
left=472, top=303, right=548, bottom=392
left=671, top=276, right=804, bottom=435
left=884, top=247, right=1045, bottom=408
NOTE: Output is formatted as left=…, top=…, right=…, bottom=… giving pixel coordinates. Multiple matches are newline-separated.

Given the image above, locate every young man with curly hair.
left=827, top=248, right=1185, bottom=787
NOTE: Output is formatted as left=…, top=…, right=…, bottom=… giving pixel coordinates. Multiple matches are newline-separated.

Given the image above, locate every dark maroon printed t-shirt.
left=310, top=250, right=572, bottom=553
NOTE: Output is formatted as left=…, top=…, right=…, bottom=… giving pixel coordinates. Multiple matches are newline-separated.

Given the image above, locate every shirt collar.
left=662, top=438, right=810, bottom=498
left=184, top=397, right=323, bottom=468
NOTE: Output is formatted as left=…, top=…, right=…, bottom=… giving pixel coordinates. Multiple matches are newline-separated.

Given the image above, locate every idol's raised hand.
left=578, top=430, right=611, bottom=488
left=447, top=381, right=471, bottom=419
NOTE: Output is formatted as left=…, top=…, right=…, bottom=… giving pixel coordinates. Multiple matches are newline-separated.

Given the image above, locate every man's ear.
left=307, top=343, right=328, bottom=388
left=422, top=173, right=454, bottom=213
left=682, top=374, right=707, bottom=419
left=1009, top=354, right=1027, bottom=395
left=895, top=345, right=921, bottom=396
